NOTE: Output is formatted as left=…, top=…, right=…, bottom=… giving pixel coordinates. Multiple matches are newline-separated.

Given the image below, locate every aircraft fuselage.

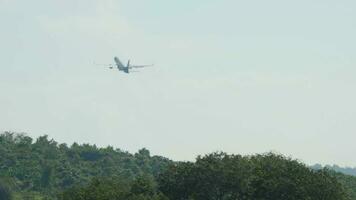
left=114, top=57, right=130, bottom=73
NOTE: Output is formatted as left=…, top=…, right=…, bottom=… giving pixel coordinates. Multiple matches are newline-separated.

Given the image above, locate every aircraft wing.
left=129, top=64, right=153, bottom=69
left=94, top=62, right=114, bottom=67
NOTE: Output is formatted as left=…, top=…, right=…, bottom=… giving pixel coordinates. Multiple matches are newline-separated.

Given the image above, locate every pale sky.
left=1, top=0, right=355, bottom=166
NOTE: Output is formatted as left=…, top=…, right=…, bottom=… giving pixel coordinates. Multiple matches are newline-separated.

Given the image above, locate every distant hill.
left=311, top=164, right=356, bottom=176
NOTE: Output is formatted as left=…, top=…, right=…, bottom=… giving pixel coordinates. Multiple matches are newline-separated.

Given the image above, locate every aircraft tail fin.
left=114, top=57, right=125, bottom=69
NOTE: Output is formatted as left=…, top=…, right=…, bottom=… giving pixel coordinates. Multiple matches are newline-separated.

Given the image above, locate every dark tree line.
left=1, top=132, right=355, bottom=199
left=158, top=152, right=349, bottom=200
left=0, top=132, right=171, bottom=199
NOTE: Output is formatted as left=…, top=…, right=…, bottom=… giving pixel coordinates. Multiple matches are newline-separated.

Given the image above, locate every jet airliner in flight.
left=105, top=57, right=152, bottom=73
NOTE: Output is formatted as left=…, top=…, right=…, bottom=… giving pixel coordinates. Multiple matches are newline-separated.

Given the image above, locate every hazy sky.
left=1, top=0, right=355, bottom=166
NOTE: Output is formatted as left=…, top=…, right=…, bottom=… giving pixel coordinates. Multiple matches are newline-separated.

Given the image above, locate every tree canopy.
left=0, top=178, right=13, bottom=200
left=0, top=132, right=355, bottom=200
left=158, top=152, right=349, bottom=200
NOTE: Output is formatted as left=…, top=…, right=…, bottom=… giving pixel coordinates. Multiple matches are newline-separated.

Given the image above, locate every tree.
left=129, top=175, right=168, bottom=200
left=158, top=162, right=196, bottom=200
left=59, top=177, right=130, bottom=200
left=158, top=152, right=349, bottom=200
left=0, top=179, right=13, bottom=200
left=131, top=175, right=156, bottom=196
left=1, top=132, right=354, bottom=199
left=60, top=177, right=168, bottom=200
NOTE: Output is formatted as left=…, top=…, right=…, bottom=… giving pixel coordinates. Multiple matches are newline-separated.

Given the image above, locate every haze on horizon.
left=1, top=0, right=355, bottom=166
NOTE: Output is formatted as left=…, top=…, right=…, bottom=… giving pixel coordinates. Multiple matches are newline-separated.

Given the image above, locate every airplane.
left=97, top=57, right=153, bottom=73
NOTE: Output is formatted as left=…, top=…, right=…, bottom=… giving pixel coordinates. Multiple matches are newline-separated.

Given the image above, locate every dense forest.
left=1, top=132, right=356, bottom=200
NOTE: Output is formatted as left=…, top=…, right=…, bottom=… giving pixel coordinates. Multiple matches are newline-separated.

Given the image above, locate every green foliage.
left=59, top=176, right=168, bottom=200
left=332, top=172, right=356, bottom=200
left=0, top=132, right=171, bottom=199
left=0, top=178, right=13, bottom=200
left=249, top=153, right=347, bottom=200
left=58, top=178, right=129, bottom=200
left=1, top=132, right=355, bottom=199
left=131, top=175, right=156, bottom=196
left=158, top=152, right=350, bottom=200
